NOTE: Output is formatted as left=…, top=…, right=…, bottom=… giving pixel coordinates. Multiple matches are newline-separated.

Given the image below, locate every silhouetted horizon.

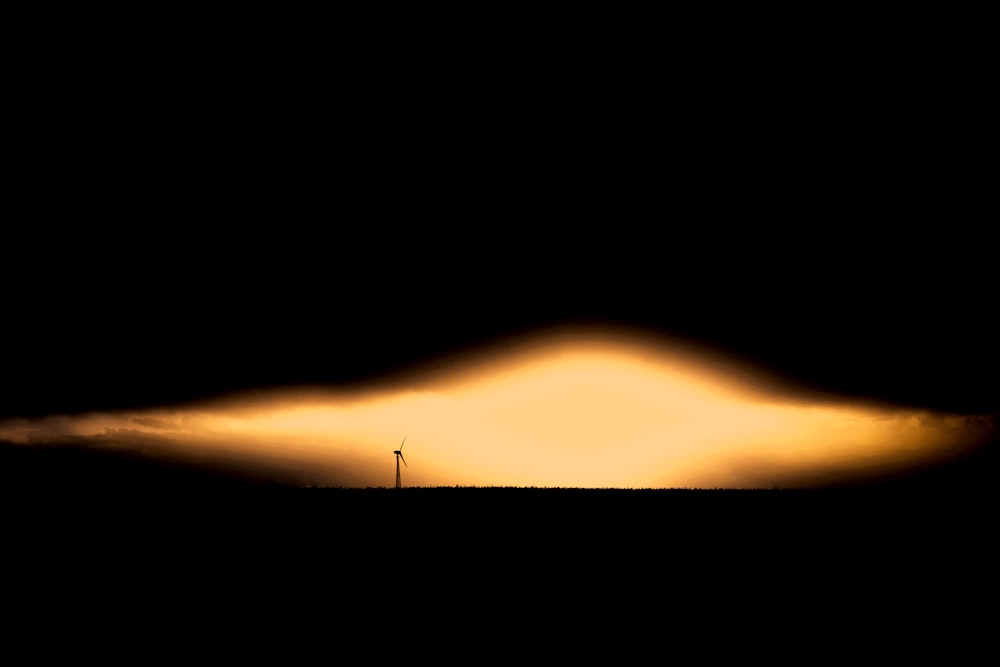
left=3, top=431, right=994, bottom=496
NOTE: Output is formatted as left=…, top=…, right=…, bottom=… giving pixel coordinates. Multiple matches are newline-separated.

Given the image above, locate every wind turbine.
left=394, top=436, right=407, bottom=489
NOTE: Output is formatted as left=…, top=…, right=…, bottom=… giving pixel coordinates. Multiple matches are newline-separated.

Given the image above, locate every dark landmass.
left=5, top=436, right=994, bottom=548
left=4, top=437, right=994, bottom=661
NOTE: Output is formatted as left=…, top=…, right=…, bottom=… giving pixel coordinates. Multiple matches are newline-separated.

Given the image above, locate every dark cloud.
left=127, top=416, right=181, bottom=430
left=3, top=74, right=995, bottom=422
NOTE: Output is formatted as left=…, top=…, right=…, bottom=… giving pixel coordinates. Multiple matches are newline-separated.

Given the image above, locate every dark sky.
left=5, top=25, right=995, bottom=423
left=5, top=178, right=994, bottom=421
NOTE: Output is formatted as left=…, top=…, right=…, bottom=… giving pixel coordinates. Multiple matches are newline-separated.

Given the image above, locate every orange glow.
left=1, top=325, right=993, bottom=488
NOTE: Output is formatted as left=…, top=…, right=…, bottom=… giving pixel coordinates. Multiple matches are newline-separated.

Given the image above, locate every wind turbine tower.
left=394, top=437, right=407, bottom=489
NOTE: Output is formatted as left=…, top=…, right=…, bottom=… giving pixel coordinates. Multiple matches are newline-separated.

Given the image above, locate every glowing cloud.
left=1, top=325, right=993, bottom=488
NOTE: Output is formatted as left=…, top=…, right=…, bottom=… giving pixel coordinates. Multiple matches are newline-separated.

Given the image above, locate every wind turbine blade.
left=400, top=453, right=407, bottom=467
left=400, top=436, right=406, bottom=451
